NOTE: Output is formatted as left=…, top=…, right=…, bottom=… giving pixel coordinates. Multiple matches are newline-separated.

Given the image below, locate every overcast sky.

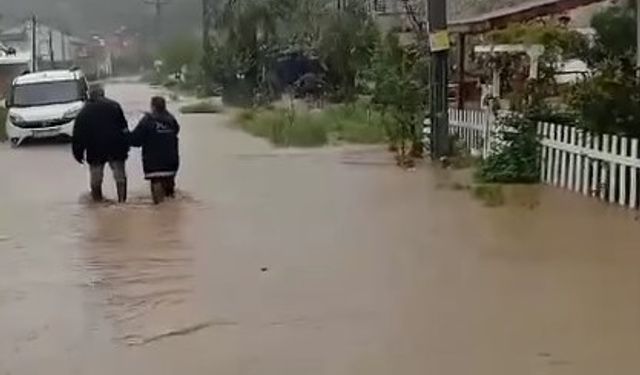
left=2, top=0, right=201, bottom=36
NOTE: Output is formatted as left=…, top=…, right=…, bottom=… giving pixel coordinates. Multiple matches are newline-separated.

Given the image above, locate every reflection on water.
left=75, top=196, right=205, bottom=344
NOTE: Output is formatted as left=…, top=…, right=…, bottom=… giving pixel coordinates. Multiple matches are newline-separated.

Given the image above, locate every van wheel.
left=10, top=138, right=20, bottom=148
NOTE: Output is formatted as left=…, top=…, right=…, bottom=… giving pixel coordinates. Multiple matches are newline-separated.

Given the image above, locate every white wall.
left=1, top=22, right=78, bottom=65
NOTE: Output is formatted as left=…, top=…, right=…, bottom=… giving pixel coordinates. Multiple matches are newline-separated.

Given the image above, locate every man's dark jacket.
left=129, top=111, right=180, bottom=178
left=72, top=98, right=129, bottom=164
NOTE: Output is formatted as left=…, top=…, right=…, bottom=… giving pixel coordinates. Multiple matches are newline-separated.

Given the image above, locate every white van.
left=5, top=69, right=88, bottom=146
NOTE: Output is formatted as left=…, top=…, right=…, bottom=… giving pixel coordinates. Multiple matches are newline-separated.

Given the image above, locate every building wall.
left=0, top=22, right=80, bottom=67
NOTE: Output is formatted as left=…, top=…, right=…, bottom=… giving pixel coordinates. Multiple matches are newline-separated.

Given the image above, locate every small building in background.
left=0, top=22, right=80, bottom=70
left=0, top=20, right=112, bottom=84
left=0, top=40, right=30, bottom=98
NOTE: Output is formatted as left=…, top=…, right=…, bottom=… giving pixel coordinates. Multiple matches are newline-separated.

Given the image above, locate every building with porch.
left=446, top=0, right=613, bottom=108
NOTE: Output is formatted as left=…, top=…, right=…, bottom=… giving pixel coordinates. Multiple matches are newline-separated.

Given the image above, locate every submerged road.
left=1, top=82, right=640, bottom=374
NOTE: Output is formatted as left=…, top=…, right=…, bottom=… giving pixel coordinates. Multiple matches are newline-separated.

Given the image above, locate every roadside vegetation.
left=234, top=101, right=388, bottom=147
left=195, top=0, right=428, bottom=163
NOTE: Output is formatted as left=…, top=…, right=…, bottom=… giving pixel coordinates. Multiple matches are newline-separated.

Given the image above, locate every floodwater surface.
left=1, top=83, right=640, bottom=374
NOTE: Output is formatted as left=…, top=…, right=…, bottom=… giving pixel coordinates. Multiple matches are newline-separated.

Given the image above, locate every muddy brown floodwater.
left=2, top=82, right=640, bottom=374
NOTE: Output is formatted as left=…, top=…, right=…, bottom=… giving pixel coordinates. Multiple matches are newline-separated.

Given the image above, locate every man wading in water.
left=130, top=96, right=181, bottom=204
left=72, top=86, right=129, bottom=203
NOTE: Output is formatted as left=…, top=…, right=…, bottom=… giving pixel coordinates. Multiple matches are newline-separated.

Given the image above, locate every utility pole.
left=636, top=0, right=640, bottom=75
left=48, top=29, right=55, bottom=68
left=427, top=0, right=450, bottom=158
left=144, top=0, right=170, bottom=46
left=30, top=15, right=38, bottom=72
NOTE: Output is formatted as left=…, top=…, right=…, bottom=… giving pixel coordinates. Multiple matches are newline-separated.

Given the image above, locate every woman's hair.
left=151, top=96, right=167, bottom=112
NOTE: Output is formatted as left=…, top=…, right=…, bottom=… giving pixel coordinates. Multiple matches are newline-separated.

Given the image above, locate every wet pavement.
left=2, top=82, right=640, bottom=374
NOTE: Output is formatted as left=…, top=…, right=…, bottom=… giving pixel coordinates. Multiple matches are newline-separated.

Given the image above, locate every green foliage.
left=318, top=2, right=379, bottom=101
left=568, top=61, right=640, bottom=136
left=588, top=5, right=636, bottom=67
left=565, top=4, right=640, bottom=136
left=323, top=102, right=388, bottom=143
left=235, top=102, right=388, bottom=147
left=477, top=114, right=540, bottom=184
left=237, top=108, right=328, bottom=147
left=179, top=101, right=223, bottom=114
left=483, top=23, right=590, bottom=105
left=203, top=0, right=379, bottom=105
left=487, top=23, right=588, bottom=60
left=159, top=35, right=201, bottom=75
left=371, top=33, right=428, bottom=159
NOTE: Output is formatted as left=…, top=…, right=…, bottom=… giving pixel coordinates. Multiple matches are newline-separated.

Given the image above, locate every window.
left=11, top=80, right=84, bottom=107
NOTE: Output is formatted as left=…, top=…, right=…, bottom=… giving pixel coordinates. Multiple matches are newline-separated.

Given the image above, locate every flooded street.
left=2, top=82, right=640, bottom=374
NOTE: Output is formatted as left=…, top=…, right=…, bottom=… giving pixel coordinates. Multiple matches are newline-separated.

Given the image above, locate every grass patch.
left=179, top=101, right=223, bottom=114
left=0, top=107, right=6, bottom=142
left=237, top=108, right=327, bottom=147
left=324, top=103, right=388, bottom=144
left=234, top=102, right=388, bottom=147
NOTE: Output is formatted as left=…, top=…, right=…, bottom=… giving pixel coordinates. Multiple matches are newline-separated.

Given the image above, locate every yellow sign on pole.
left=429, top=30, right=451, bottom=52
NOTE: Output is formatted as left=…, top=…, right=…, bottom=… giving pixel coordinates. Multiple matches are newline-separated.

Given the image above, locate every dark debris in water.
left=122, top=320, right=238, bottom=346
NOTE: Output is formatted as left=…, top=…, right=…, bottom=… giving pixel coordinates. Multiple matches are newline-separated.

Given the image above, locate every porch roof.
left=448, top=0, right=607, bottom=33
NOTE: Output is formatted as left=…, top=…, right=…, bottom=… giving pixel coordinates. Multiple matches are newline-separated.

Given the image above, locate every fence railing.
left=539, top=123, right=640, bottom=208
left=449, top=108, right=491, bottom=157
left=433, top=108, right=640, bottom=209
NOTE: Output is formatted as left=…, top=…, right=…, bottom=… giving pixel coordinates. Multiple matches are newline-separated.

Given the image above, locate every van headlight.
left=63, top=108, right=81, bottom=120
left=9, top=113, right=26, bottom=125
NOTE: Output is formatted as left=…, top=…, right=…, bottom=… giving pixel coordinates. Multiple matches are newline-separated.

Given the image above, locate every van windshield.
left=12, top=80, right=83, bottom=107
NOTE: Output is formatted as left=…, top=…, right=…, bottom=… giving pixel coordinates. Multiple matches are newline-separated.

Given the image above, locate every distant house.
left=0, top=40, right=29, bottom=98
left=0, top=22, right=80, bottom=70
left=0, top=20, right=113, bottom=85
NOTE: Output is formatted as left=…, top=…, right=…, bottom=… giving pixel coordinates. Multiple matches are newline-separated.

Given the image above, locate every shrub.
left=476, top=114, right=540, bottom=184
left=567, top=62, right=640, bottom=136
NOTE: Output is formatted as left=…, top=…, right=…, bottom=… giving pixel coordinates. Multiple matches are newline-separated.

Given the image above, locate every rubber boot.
left=151, top=181, right=165, bottom=205
left=116, top=181, right=127, bottom=203
left=90, top=185, right=104, bottom=202
left=163, top=178, right=176, bottom=199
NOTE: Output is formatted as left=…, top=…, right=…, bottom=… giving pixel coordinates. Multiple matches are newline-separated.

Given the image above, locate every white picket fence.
left=539, top=123, right=640, bottom=208
left=448, top=109, right=491, bottom=157
left=440, top=108, right=640, bottom=209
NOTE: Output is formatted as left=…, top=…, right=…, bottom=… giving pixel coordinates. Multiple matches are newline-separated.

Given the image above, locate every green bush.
left=476, top=114, right=540, bottom=184
left=179, top=101, right=223, bottom=114
left=567, top=62, right=640, bottom=136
